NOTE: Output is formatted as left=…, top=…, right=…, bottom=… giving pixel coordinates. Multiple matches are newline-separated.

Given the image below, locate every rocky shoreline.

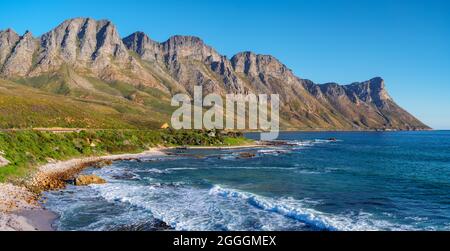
left=0, top=149, right=166, bottom=231
left=0, top=142, right=271, bottom=231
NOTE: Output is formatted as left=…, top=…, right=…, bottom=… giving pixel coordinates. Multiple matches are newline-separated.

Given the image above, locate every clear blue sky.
left=1, top=0, right=449, bottom=129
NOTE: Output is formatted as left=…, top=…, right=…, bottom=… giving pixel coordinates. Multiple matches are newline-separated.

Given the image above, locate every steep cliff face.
left=124, top=32, right=247, bottom=95
left=1, top=31, right=37, bottom=76
left=0, top=29, right=20, bottom=67
left=0, top=18, right=163, bottom=90
left=230, top=52, right=366, bottom=129
left=0, top=18, right=430, bottom=130
left=33, top=18, right=130, bottom=72
left=303, top=77, right=428, bottom=129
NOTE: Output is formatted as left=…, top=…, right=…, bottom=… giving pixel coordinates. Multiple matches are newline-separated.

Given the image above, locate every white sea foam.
left=94, top=182, right=308, bottom=231
left=107, top=167, right=198, bottom=175
left=257, top=149, right=280, bottom=154
left=143, top=168, right=169, bottom=174
left=287, top=139, right=340, bottom=147
left=295, top=170, right=322, bottom=175
left=165, top=167, right=198, bottom=171
left=287, top=141, right=315, bottom=147
left=257, top=149, right=291, bottom=156
left=211, top=166, right=297, bottom=170
left=93, top=180, right=410, bottom=231
left=48, top=179, right=416, bottom=231
left=209, top=185, right=415, bottom=231
left=209, top=185, right=337, bottom=230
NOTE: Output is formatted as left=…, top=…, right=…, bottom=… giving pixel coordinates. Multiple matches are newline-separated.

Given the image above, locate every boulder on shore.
left=75, top=175, right=106, bottom=186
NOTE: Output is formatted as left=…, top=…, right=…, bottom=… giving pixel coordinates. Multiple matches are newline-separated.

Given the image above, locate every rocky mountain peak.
left=27, top=17, right=131, bottom=76
left=24, top=30, right=34, bottom=39
left=231, top=51, right=295, bottom=85
left=161, top=35, right=220, bottom=62
left=164, top=35, right=205, bottom=48
left=123, top=32, right=147, bottom=53
left=370, top=77, right=387, bottom=92
left=317, top=82, right=347, bottom=97
left=124, top=32, right=220, bottom=63
left=92, top=19, right=128, bottom=60
left=124, top=31, right=246, bottom=95
left=351, top=77, right=386, bottom=92
left=123, top=31, right=150, bottom=47
left=123, top=31, right=161, bottom=61
left=230, top=51, right=254, bottom=74
left=345, top=77, right=392, bottom=107
left=0, top=29, right=21, bottom=66
left=1, top=28, right=18, bottom=36
left=1, top=30, right=37, bottom=76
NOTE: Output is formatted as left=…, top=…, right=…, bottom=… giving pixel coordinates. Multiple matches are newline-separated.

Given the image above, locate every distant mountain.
left=0, top=18, right=429, bottom=130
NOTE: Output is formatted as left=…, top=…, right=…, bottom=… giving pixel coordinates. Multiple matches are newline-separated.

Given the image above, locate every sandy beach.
left=0, top=148, right=166, bottom=231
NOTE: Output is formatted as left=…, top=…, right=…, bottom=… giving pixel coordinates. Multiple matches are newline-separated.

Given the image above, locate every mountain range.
left=0, top=18, right=429, bottom=130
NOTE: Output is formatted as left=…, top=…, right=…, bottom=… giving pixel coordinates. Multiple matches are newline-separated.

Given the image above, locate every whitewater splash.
left=90, top=178, right=410, bottom=231
left=253, top=139, right=337, bottom=156
left=92, top=182, right=309, bottom=231
left=208, top=185, right=413, bottom=231
left=209, top=185, right=336, bottom=231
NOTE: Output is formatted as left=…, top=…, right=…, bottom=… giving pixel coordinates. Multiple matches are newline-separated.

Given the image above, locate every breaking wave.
left=209, top=185, right=414, bottom=231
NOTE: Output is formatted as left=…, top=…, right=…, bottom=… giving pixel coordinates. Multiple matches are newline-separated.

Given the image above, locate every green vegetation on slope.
left=0, top=79, right=171, bottom=129
left=0, top=129, right=252, bottom=182
left=13, top=66, right=72, bottom=95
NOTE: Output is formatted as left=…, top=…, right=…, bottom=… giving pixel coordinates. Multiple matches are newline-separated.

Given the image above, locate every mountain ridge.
left=0, top=18, right=430, bottom=130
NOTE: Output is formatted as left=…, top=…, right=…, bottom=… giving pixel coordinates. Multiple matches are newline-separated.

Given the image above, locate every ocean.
left=43, top=131, right=450, bottom=231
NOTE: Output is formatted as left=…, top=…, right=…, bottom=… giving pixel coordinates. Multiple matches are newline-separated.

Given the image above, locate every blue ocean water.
left=44, top=131, right=450, bottom=231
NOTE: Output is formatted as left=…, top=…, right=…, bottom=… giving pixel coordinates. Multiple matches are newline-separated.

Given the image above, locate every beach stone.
left=75, top=175, right=106, bottom=186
